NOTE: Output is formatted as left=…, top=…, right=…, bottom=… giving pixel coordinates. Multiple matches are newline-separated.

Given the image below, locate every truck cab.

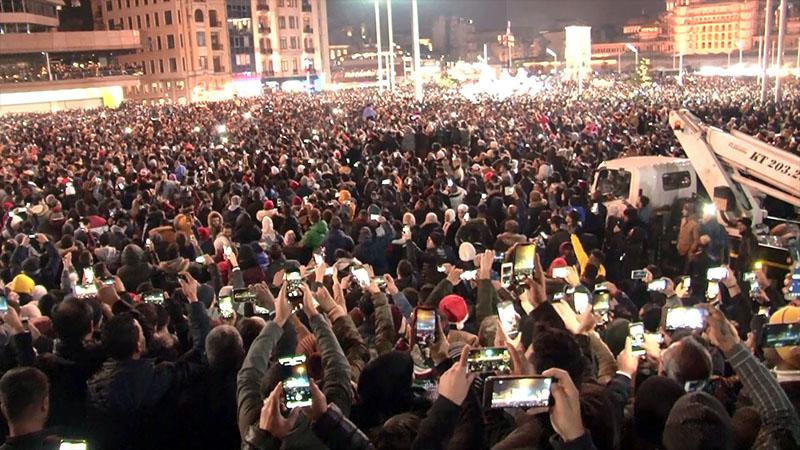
left=592, top=156, right=697, bottom=217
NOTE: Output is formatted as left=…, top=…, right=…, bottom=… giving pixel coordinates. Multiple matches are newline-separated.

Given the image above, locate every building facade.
left=251, top=0, right=329, bottom=83
left=593, top=0, right=771, bottom=58
left=668, top=0, right=759, bottom=55
left=1, top=0, right=143, bottom=112
left=431, top=16, right=477, bottom=61
left=90, top=0, right=329, bottom=102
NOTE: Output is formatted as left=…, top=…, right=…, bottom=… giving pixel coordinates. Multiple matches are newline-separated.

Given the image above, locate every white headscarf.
left=261, top=216, right=277, bottom=242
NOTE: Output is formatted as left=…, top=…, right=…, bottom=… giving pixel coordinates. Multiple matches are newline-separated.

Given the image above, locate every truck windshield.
left=596, top=169, right=631, bottom=201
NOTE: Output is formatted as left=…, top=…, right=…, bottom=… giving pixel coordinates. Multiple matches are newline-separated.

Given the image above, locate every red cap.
left=289, top=180, right=300, bottom=190
left=263, top=200, right=274, bottom=210
left=197, top=227, right=210, bottom=240
left=439, top=294, right=468, bottom=324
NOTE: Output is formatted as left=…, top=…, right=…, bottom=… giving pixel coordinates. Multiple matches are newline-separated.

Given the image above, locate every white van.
left=592, top=156, right=698, bottom=217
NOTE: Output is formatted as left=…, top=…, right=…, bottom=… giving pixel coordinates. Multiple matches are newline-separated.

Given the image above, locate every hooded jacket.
left=116, top=244, right=154, bottom=292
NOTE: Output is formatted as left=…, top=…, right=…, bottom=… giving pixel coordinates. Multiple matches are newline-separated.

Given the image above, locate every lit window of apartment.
left=280, top=37, right=287, bottom=49
left=281, top=59, right=289, bottom=71
left=197, top=32, right=206, bottom=46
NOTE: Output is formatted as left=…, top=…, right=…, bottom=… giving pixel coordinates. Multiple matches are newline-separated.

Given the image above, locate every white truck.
left=592, top=109, right=800, bottom=267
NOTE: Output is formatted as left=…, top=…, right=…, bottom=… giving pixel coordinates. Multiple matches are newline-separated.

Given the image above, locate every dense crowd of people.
left=0, top=61, right=144, bottom=83
left=0, top=73, right=798, bottom=450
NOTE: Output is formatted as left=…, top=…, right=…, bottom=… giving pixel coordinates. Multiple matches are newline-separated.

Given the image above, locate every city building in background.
left=89, top=0, right=330, bottom=102
left=251, top=0, right=330, bottom=86
left=431, top=16, right=478, bottom=61
left=0, top=0, right=142, bottom=112
left=592, top=0, right=800, bottom=64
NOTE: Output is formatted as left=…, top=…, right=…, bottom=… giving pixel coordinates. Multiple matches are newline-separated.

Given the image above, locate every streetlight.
left=411, top=0, right=422, bottom=102
left=41, top=51, right=52, bottom=81
left=386, top=0, right=395, bottom=90
left=546, top=48, right=557, bottom=63
left=625, top=43, right=639, bottom=68
left=737, top=40, right=744, bottom=65
left=373, top=0, right=383, bottom=89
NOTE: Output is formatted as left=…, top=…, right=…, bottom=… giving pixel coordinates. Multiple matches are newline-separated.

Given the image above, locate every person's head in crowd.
left=633, top=376, right=685, bottom=448
left=662, top=336, right=712, bottom=390
left=0, top=367, right=50, bottom=438
left=52, top=299, right=94, bottom=348
left=663, top=391, right=734, bottom=450
left=530, top=325, right=586, bottom=386
left=102, top=313, right=146, bottom=361
left=237, top=316, right=266, bottom=353
left=372, top=413, right=421, bottom=450
left=205, top=325, right=244, bottom=371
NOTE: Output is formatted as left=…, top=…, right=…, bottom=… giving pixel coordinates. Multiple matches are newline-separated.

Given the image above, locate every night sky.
left=327, top=0, right=666, bottom=35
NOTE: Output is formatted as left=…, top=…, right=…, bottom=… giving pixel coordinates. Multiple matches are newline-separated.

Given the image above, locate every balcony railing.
left=303, top=25, right=313, bottom=33
left=212, top=43, right=223, bottom=51
left=304, top=47, right=314, bottom=53
left=260, top=48, right=273, bottom=54
left=262, top=70, right=275, bottom=76
left=0, top=62, right=144, bottom=84
left=210, top=20, right=221, bottom=27
left=259, top=26, right=271, bottom=33
left=256, top=2, right=268, bottom=11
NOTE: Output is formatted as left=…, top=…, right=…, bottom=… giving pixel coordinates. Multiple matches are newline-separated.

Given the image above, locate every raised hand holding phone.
left=274, top=283, right=291, bottom=327
left=300, top=284, right=319, bottom=318
left=259, top=383, right=301, bottom=439
left=477, top=249, right=495, bottom=281
left=542, top=368, right=586, bottom=443
left=303, top=379, right=328, bottom=422
left=616, top=337, right=640, bottom=378
left=702, top=304, right=740, bottom=353
left=177, top=271, right=198, bottom=303
left=438, top=345, right=476, bottom=406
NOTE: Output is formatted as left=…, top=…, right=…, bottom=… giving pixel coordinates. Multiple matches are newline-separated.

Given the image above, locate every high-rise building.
left=1, top=0, right=142, bottom=112
left=90, top=0, right=233, bottom=102
left=251, top=0, right=330, bottom=82
left=668, top=0, right=759, bottom=55
left=89, top=0, right=330, bottom=102
left=592, top=0, right=773, bottom=59
left=431, top=16, right=477, bottom=61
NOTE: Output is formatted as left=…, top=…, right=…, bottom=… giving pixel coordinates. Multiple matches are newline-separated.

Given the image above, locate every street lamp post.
left=373, top=0, right=383, bottom=89
left=386, top=0, right=395, bottom=90
left=625, top=43, right=639, bottom=69
left=737, top=40, right=744, bottom=65
left=546, top=48, right=557, bottom=63
left=775, top=0, right=788, bottom=103
left=761, top=0, right=774, bottom=103
left=42, top=51, right=52, bottom=81
left=411, top=0, right=422, bottom=102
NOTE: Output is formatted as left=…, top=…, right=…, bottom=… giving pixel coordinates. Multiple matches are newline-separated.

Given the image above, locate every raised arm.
left=237, top=284, right=291, bottom=439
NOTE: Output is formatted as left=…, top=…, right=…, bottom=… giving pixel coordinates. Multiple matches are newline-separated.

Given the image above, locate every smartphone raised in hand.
left=218, top=294, right=235, bottom=319
left=513, top=244, right=535, bottom=283
left=285, top=269, right=303, bottom=304
left=761, top=323, right=800, bottom=348
left=141, top=290, right=165, bottom=305
left=665, top=306, right=707, bottom=331
left=484, top=375, right=553, bottom=409
left=278, top=355, right=313, bottom=409
left=59, top=440, right=89, bottom=450
left=351, top=265, right=370, bottom=288
left=629, top=322, right=646, bottom=356
left=414, top=307, right=437, bottom=345
left=468, top=347, right=512, bottom=374
left=497, top=300, right=519, bottom=339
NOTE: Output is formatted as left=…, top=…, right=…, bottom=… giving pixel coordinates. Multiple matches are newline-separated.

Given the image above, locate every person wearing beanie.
left=663, top=391, right=734, bottom=450
left=765, top=306, right=800, bottom=383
